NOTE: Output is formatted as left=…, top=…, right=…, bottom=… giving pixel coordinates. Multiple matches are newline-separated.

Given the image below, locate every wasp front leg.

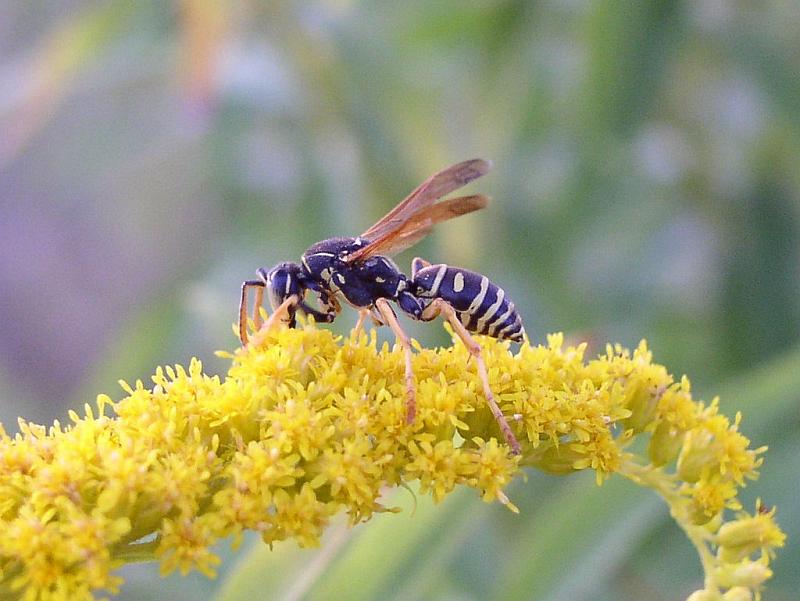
left=296, top=300, right=336, bottom=324
left=242, top=295, right=301, bottom=348
left=298, top=282, right=340, bottom=325
left=319, top=289, right=342, bottom=320
left=421, top=298, right=521, bottom=454
left=239, top=279, right=266, bottom=345
left=374, top=298, right=417, bottom=424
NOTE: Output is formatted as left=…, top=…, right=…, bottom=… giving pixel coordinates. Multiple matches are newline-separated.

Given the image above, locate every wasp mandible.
left=239, top=159, right=525, bottom=454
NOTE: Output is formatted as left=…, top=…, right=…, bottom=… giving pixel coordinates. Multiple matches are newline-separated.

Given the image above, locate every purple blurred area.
left=0, top=22, right=219, bottom=418
left=0, top=156, right=213, bottom=418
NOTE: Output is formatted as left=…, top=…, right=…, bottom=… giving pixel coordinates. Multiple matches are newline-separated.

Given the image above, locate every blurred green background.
left=1, top=1, right=798, bottom=600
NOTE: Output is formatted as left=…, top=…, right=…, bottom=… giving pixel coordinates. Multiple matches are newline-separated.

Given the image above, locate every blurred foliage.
left=0, top=1, right=798, bottom=599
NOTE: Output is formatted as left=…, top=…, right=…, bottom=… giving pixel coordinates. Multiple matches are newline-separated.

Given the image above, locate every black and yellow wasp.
left=239, top=159, right=525, bottom=453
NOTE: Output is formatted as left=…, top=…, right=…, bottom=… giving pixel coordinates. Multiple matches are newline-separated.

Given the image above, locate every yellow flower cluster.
left=0, top=324, right=784, bottom=601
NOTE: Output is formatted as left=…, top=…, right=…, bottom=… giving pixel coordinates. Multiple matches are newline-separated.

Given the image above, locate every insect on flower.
left=239, top=159, right=525, bottom=453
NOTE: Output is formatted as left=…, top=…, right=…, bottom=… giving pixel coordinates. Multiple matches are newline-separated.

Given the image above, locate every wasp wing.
left=360, top=158, right=492, bottom=242
left=344, top=194, right=489, bottom=262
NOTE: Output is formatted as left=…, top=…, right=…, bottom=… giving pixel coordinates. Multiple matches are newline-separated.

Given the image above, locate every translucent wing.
left=344, top=194, right=489, bottom=262
left=360, top=158, right=492, bottom=242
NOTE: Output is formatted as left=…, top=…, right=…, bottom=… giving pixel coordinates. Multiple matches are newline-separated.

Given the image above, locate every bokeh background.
left=1, top=2, right=798, bottom=600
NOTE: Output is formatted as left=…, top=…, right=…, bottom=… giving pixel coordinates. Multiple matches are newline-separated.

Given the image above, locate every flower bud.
left=717, top=510, right=786, bottom=563
left=721, top=587, right=752, bottom=601
left=687, top=498, right=718, bottom=526
left=621, top=380, right=659, bottom=433
left=716, top=560, right=772, bottom=589
left=677, top=428, right=718, bottom=482
left=648, top=421, right=684, bottom=466
left=527, top=445, right=583, bottom=474
left=686, top=589, right=722, bottom=601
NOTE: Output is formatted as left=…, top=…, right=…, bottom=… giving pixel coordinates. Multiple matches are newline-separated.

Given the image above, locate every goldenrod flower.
left=716, top=502, right=786, bottom=563
left=0, top=323, right=785, bottom=600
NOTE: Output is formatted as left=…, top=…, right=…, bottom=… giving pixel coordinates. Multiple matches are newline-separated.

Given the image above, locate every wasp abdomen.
left=412, top=263, right=524, bottom=342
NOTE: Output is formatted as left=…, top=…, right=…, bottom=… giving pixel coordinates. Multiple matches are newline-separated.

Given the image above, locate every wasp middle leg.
left=421, top=298, right=521, bottom=454
left=354, top=308, right=371, bottom=337
left=374, top=297, right=417, bottom=424
left=354, top=306, right=387, bottom=338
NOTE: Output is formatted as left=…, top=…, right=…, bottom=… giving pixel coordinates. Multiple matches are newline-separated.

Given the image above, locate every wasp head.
left=258, top=262, right=306, bottom=311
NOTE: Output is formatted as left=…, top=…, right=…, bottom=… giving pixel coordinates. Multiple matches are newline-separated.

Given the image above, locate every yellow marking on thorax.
left=453, top=271, right=465, bottom=293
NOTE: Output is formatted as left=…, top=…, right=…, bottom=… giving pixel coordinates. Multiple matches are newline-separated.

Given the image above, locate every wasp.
left=239, top=159, right=525, bottom=454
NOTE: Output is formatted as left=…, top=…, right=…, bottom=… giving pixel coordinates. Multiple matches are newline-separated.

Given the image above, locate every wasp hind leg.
left=421, top=299, right=521, bottom=455
left=375, top=298, right=416, bottom=424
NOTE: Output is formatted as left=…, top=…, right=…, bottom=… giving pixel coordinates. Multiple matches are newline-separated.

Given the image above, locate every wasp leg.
left=312, top=290, right=342, bottom=324
left=370, top=307, right=385, bottom=326
left=298, top=300, right=336, bottom=324
left=253, top=284, right=265, bottom=330
left=315, top=290, right=341, bottom=314
left=421, top=299, right=521, bottom=455
left=239, top=279, right=266, bottom=346
left=247, top=295, right=300, bottom=348
left=354, top=308, right=371, bottom=337
left=354, top=307, right=386, bottom=337
left=375, top=298, right=416, bottom=424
